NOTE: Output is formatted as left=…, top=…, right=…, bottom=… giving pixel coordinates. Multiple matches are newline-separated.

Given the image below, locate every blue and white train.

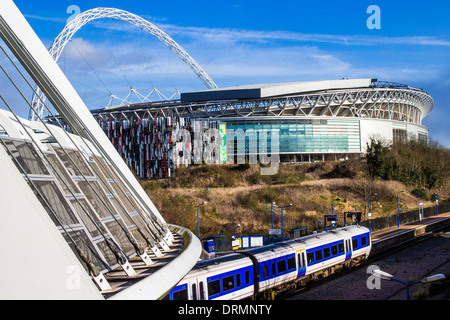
left=162, top=225, right=371, bottom=300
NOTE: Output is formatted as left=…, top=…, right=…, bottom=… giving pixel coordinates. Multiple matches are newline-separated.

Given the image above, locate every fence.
left=205, top=203, right=449, bottom=254
left=359, top=203, right=450, bottom=232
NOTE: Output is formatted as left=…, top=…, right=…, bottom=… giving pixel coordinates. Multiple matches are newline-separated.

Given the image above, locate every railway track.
left=369, top=222, right=450, bottom=262
left=277, top=221, right=450, bottom=300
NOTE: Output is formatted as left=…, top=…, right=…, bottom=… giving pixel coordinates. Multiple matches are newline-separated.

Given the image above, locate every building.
left=92, top=78, right=433, bottom=174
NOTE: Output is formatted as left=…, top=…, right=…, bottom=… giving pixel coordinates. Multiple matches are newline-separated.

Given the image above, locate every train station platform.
left=370, top=211, right=450, bottom=254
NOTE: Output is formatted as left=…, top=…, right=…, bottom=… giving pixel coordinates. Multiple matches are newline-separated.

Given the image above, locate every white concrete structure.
left=0, top=0, right=201, bottom=299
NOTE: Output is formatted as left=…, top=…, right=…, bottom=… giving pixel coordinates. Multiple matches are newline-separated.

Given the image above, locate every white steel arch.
left=30, top=7, right=218, bottom=120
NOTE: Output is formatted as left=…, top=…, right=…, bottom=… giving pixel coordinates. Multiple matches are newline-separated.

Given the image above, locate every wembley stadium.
left=29, top=8, right=434, bottom=179
left=90, top=78, right=434, bottom=178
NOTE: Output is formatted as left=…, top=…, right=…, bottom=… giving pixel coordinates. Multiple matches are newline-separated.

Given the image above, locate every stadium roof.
left=181, top=78, right=376, bottom=102
left=90, top=78, right=432, bottom=125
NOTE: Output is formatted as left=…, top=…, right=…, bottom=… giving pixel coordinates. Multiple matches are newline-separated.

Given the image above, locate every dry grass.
left=143, top=160, right=447, bottom=239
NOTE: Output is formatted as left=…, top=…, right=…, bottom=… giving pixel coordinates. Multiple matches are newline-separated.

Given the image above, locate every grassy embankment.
left=142, top=157, right=449, bottom=239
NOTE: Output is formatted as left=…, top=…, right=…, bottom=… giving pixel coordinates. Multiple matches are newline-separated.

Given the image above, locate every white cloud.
left=90, top=19, right=450, bottom=47
left=52, top=19, right=449, bottom=108
left=199, top=45, right=351, bottom=82
left=155, top=23, right=450, bottom=47
left=24, top=14, right=66, bottom=24
left=63, top=38, right=101, bottom=62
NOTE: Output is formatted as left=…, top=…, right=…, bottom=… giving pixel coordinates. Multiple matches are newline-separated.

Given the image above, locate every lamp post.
left=233, top=224, right=241, bottom=240
left=371, top=269, right=446, bottom=300
left=368, top=193, right=377, bottom=232
left=397, top=190, right=405, bottom=228
left=270, top=202, right=276, bottom=241
left=278, top=204, right=293, bottom=241
left=197, top=201, right=207, bottom=240
left=271, top=202, right=276, bottom=232
left=435, top=187, right=441, bottom=216
left=331, top=197, right=341, bottom=216
left=417, top=188, right=425, bottom=221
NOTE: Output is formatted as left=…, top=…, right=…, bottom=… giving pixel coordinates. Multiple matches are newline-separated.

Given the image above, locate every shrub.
left=366, top=138, right=450, bottom=189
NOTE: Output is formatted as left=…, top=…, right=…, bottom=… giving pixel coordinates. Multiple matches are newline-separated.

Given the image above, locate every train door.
left=188, top=278, right=207, bottom=300
left=297, top=250, right=307, bottom=277
left=345, top=238, right=352, bottom=261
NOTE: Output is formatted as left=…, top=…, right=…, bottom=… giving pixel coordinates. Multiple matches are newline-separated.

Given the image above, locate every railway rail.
left=279, top=211, right=450, bottom=300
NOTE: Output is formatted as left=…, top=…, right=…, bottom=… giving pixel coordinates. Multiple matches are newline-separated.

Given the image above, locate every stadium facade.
left=91, top=78, right=434, bottom=178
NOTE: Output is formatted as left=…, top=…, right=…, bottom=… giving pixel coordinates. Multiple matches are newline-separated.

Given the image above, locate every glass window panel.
left=54, top=147, right=93, bottom=177
left=46, top=153, right=78, bottom=194
left=96, top=240, right=118, bottom=268
left=105, top=221, right=135, bottom=257
left=3, top=139, right=50, bottom=175
left=277, top=260, right=287, bottom=273
left=61, top=228, right=107, bottom=274
left=77, top=180, right=115, bottom=218
left=173, top=289, right=188, bottom=300
left=70, top=198, right=103, bottom=237
left=35, top=180, right=79, bottom=226
left=208, top=279, right=221, bottom=296
left=221, top=275, right=235, bottom=292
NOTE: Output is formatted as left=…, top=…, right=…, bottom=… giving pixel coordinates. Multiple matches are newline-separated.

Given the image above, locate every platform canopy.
left=181, top=79, right=376, bottom=102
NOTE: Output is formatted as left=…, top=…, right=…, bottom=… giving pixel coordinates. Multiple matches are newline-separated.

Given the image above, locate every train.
left=162, top=225, right=371, bottom=300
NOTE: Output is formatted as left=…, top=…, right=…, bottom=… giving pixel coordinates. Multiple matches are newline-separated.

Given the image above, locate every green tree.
left=366, top=138, right=389, bottom=179
left=366, top=137, right=450, bottom=190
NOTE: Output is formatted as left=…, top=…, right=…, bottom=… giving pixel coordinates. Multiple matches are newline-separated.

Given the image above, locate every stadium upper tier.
left=93, top=78, right=433, bottom=126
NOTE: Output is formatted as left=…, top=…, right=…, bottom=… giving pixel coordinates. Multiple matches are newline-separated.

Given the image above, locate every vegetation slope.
left=142, top=140, right=450, bottom=239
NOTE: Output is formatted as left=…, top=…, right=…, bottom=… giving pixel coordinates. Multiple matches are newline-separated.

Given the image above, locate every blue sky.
left=8, top=0, right=450, bottom=147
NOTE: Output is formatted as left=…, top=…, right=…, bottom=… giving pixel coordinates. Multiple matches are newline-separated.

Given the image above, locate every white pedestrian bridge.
left=0, top=0, right=202, bottom=299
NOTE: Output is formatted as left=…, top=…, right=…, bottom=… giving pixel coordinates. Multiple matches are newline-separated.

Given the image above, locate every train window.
left=236, top=273, right=241, bottom=287
left=361, top=236, right=367, bottom=246
left=222, top=275, right=235, bottom=292
left=352, top=238, right=358, bottom=249
left=199, top=282, right=205, bottom=300
left=287, top=257, right=296, bottom=270
left=263, top=264, right=269, bottom=279
left=277, top=260, right=287, bottom=274
left=331, top=245, right=338, bottom=255
left=173, top=288, right=189, bottom=300
left=272, top=263, right=276, bottom=276
left=192, top=283, right=197, bottom=300
left=245, top=270, right=250, bottom=284
left=208, top=279, right=221, bottom=296
left=324, top=247, right=331, bottom=258
left=307, top=252, right=315, bottom=264
left=338, top=243, right=344, bottom=253
left=315, top=249, right=323, bottom=261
